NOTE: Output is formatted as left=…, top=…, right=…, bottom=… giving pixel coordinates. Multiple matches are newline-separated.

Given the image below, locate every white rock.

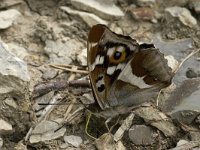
left=29, top=120, right=66, bottom=143
left=45, top=39, right=84, bottom=64
left=177, top=139, right=189, bottom=146
left=64, top=135, right=83, bottom=147
left=77, top=48, right=87, bottom=66
left=0, top=9, right=21, bottom=29
left=165, top=55, right=179, bottom=73
left=4, top=97, right=18, bottom=108
left=0, top=41, right=30, bottom=99
left=60, top=6, right=107, bottom=27
left=71, top=0, right=124, bottom=20
left=165, top=6, right=197, bottom=27
left=7, top=43, right=28, bottom=60
left=0, top=119, right=13, bottom=134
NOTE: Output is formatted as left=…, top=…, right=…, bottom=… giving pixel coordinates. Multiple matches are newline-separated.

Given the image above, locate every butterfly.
left=87, top=24, right=174, bottom=110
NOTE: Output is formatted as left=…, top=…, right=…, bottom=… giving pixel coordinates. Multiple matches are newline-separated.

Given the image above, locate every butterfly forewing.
left=87, top=24, right=139, bottom=109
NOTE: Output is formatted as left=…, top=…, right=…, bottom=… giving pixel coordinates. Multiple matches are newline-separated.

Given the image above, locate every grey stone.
left=129, top=125, right=156, bottom=145
left=33, top=91, right=54, bottom=112
left=60, top=7, right=107, bottom=27
left=64, top=135, right=83, bottom=147
left=81, top=93, right=95, bottom=105
left=190, top=131, right=200, bottom=141
left=0, top=9, right=21, bottom=29
left=71, top=0, right=124, bottom=20
left=162, top=79, right=200, bottom=124
left=7, top=43, right=28, bottom=60
left=135, top=106, right=178, bottom=137
left=4, top=97, right=17, bottom=108
left=0, top=0, right=23, bottom=9
left=38, top=65, right=58, bottom=80
left=44, top=39, right=84, bottom=64
left=0, top=119, right=13, bottom=134
left=76, top=48, right=87, bottom=66
left=165, top=6, right=197, bottom=27
left=29, top=120, right=66, bottom=143
left=0, top=42, right=30, bottom=100
left=189, top=0, right=200, bottom=14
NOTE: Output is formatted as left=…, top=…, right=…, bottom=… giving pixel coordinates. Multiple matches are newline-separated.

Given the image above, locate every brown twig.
left=33, top=79, right=90, bottom=97
left=49, top=64, right=88, bottom=74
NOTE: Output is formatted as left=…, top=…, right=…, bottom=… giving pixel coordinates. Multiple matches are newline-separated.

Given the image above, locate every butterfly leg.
left=105, top=116, right=120, bottom=133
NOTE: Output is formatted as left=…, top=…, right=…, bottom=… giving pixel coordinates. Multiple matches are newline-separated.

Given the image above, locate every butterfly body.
left=87, top=24, right=173, bottom=110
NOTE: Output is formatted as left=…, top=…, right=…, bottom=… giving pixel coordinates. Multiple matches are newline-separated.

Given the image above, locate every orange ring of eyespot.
left=109, top=47, right=126, bottom=64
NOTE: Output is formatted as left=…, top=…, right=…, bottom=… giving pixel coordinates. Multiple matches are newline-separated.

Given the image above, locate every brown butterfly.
left=87, top=24, right=174, bottom=110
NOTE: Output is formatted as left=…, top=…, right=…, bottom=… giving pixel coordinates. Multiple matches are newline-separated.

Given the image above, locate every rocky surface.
left=0, top=9, right=21, bottom=29
left=0, top=0, right=200, bottom=149
left=0, top=41, right=30, bottom=100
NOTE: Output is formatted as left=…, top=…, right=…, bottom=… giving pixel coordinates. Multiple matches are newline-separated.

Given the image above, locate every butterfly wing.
left=108, top=44, right=174, bottom=107
left=87, top=24, right=173, bottom=109
left=87, top=24, right=139, bottom=109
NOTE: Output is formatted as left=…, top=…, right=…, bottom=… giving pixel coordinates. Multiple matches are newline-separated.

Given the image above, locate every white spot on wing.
left=91, top=42, right=98, bottom=47
left=107, top=66, right=116, bottom=75
left=116, top=46, right=124, bottom=52
left=95, top=55, right=100, bottom=65
left=116, top=63, right=126, bottom=70
left=118, top=64, right=152, bottom=88
left=99, top=56, right=104, bottom=65
left=107, top=47, right=115, bottom=57
left=96, top=75, right=104, bottom=92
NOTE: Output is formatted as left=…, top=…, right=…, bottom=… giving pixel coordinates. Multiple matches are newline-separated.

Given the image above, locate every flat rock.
left=0, top=0, right=23, bottom=9
left=165, top=6, right=197, bottom=27
left=64, top=135, right=83, bottom=147
left=60, top=6, right=108, bottom=27
left=7, top=43, right=28, bottom=60
left=161, top=79, right=200, bottom=124
left=0, top=119, right=13, bottom=134
left=29, top=120, right=66, bottom=143
left=128, top=7, right=160, bottom=23
left=135, top=106, right=178, bottom=137
left=0, top=9, right=21, bottom=29
left=129, top=125, right=156, bottom=145
left=0, top=42, right=30, bottom=100
left=33, top=91, right=54, bottom=113
left=44, top=39, right=84, bottom=64
left=38, top=65, right=58, bottom=80
left=71, top=0, right=124, bottom=20
left=4, top=97, right=18, bottom=109
left=190, top=131, right=200, bottom=141
left=76, top=48, right=87, bottom=66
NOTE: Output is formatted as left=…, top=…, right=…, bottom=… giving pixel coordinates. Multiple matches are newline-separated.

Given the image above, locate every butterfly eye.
left=109, top=46, right=126, bottom=64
